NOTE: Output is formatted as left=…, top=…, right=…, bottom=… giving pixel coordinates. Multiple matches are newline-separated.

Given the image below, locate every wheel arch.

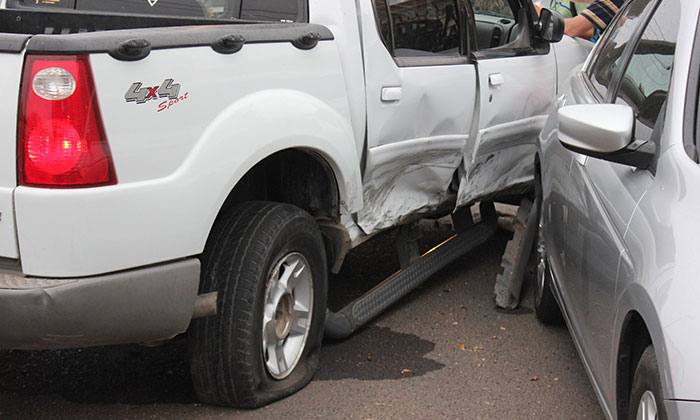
left=192, top=89, right=364, bottom=272
left=614, top=285, right=672, bottom=420
left=211, top=148, right=351, bottom=271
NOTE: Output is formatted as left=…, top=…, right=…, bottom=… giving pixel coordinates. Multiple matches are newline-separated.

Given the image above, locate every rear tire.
left=628, top=345, right=667, bottom=420
left=189, top=201, right=327, bottom=408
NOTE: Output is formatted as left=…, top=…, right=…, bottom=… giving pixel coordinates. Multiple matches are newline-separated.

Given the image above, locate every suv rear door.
left=358, top=0, right=478, bottom=233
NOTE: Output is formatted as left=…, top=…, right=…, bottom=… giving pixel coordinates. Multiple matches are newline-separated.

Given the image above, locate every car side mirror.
left=558, top=104, right=655, bottom=169
left=537, top=8, right=564, bottom=43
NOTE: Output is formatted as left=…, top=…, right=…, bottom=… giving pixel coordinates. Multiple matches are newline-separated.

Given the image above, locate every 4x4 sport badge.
left=124, top=78, right=189, bottom=113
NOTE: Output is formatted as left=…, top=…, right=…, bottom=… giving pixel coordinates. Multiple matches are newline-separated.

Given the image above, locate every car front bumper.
left=0, top=258, right=200, bottom=349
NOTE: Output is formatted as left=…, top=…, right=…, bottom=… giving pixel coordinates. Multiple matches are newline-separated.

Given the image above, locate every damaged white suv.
left=0, top=0, right=589, bottom=408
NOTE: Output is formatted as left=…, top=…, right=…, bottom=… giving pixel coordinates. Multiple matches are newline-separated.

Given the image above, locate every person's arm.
left=533, top=3, right=596, bottom=39
left=565, top=14, right=595, bottom=38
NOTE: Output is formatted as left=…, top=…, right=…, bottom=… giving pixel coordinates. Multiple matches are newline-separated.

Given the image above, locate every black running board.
left=324, top=222, right=497, bottom=339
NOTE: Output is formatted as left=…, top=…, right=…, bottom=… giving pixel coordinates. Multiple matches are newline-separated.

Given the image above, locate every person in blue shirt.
left=551, top=0, right=590, bottom=19
left=535, top=0, right=625, bottom=40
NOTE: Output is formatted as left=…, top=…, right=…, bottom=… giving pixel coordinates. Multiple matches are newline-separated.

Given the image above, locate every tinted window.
left=69, top=0, right=209, bottom=17
left=12, top=0, right=305, bottom=21
left=374, top=0, right=393, bottom=52
left=616, top=0, right=679, bottom=135
left=240, top=0, right=300, bottom=21
left=389, top=0, right=461, bottom=56
left=589, top=0, right=655, bottom=98
left=470, top=0, right=518, bottom=50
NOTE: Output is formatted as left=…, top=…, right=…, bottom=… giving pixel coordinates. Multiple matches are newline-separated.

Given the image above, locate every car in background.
left=535, top=0, right=700, bottom=419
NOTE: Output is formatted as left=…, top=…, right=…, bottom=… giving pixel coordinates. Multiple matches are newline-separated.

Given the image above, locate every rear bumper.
left=0, top=258, right=200, bottom=349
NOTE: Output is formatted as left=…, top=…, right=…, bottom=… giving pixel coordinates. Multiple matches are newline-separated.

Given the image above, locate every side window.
left=387, top=0, right=462, bottom=56
left=374, top=0, right=393, bottom=52
left=588, top=0, right=655, bottom=98
left=469, top=0, right=523, bottom=51
left=470, top=0, right=514, bottom=18
left=615, top=0, right=679, bottom=138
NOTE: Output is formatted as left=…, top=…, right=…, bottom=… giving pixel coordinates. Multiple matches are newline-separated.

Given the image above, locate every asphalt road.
left=0, top=220, right=605, bottom=420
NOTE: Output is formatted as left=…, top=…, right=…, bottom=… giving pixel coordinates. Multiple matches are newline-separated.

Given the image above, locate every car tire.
left=628, top=345, right=667, bottom=420
left=189, top=201, right=327, bottom=408
left=534, top=172, right=563, bottom=325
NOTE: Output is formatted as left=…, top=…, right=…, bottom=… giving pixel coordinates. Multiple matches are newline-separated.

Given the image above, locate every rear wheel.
left=189, top=201, right=327, bottom=408
left=628, top=345, right=667, bottom=420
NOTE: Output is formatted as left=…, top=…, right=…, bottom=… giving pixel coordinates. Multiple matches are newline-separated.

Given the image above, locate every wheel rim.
left=636, top=390, right=658, bottom=420
left=262, top=252, right=313, bottom=380
left=535, top=208, right=546, bottom=307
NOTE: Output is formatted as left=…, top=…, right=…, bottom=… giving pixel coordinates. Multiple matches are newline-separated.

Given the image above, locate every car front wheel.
left=628, top=345, right=667, bottom=420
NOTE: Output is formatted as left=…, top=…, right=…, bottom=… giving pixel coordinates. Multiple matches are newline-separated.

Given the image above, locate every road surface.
left=0, top=221, right=604, bottom=419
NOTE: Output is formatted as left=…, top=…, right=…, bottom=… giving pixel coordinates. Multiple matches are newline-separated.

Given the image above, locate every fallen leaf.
left=530, top=376, right=539, bottom=381
left=401, top=368, right=412, bottom=375
left=554, top=377, right=559, bottom=381
left=500, top=327, right=507, bottom=331
left=458, top=344, right=466, bottom=351
left=452, top=321, right=459, bottom=326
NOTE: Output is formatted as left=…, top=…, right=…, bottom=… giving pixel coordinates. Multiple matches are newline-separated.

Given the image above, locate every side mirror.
left=537, top=8, right=564, bottom=43
left=558, top=104, right=655, bottom=169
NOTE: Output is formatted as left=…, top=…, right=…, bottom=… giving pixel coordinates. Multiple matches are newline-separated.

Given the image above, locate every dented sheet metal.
left=357, top=135, right=466, bottom=234
left=0, top=259, right=200, bottom=349
left=456, top=116, right=546, bottom=208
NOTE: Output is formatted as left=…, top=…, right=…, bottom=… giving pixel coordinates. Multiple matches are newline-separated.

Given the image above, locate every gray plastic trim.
left=0, top=33, right=31, bottom=53
left=0, top=258, right=201, bottom=350
left=24, top=22, right=333, bottom=59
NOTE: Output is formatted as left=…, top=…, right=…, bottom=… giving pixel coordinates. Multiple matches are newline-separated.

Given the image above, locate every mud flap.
left=494, top=197, right=538, bottom=310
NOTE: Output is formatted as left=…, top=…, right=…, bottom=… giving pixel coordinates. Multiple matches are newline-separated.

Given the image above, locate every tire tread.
left=189, top=201, right=326, bottom=407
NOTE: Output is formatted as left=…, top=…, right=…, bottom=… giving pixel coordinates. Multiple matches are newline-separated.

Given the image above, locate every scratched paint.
left=457, top=116, right=547, bottom=207
left=356, top=136, right=466, bottom=234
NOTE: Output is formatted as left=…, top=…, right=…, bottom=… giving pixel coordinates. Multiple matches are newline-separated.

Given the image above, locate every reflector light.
left=18, top=55, right=116, bottom=188
left=32, top=67, right=76, bottom=100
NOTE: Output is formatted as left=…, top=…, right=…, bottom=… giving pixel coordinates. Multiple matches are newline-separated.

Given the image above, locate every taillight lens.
left=18, top=55, right=116, bottom=188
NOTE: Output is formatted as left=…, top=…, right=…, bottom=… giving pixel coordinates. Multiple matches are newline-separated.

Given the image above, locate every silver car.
left=536, top=0, right=700, bottom=419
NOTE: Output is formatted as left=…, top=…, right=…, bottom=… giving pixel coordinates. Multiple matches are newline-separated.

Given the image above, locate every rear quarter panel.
left=14, top=40, right=363, bottom=277
left=0, top=53, right=23, bottom=259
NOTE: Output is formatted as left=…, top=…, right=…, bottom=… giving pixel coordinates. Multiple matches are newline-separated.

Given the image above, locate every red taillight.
left=18, top=55, right=116, bottom=188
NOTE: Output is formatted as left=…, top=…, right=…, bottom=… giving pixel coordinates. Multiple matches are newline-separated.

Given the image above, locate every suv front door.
left=457, top=0, right=559, bottom=207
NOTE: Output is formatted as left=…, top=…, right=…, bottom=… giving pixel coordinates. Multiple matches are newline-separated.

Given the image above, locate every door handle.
left=489, top=73, right=504, bottom=87
left=381, top=86, right=402, bottom=102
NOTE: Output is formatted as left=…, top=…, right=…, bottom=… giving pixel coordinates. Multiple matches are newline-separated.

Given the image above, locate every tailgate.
left=0, top=50, right=23, bottom=259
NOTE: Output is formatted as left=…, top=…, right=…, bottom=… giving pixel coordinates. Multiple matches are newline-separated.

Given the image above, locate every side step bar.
left=324, top=221, right=497, bottom=339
